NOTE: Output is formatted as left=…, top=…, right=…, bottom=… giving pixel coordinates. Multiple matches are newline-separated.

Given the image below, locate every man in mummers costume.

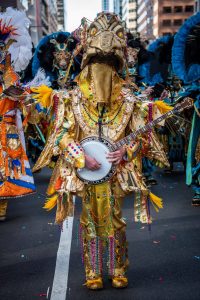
left=0, top=8, right=36, bottom=220
left=26, top=32, right=81, bottom=165
left=32, top=31, right=81, bottom=90
left=32, top=13, right=169, bottom=289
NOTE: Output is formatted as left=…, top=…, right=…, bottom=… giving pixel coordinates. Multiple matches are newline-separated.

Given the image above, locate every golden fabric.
left=33, top=77, right=169, bottom=233
left=31, top=12, right=170, bottom=281
left=31, top=64, right=169, bottom=247
left=76, top=64, right=124, bottom=106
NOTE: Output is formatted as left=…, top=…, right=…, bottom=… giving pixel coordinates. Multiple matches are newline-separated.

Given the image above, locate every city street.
left=0, top=165, right=200, bottom=300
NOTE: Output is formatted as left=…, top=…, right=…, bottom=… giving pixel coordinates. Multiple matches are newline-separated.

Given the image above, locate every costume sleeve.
left=124, top=101, right=146, bottom=162
left=128, top=100, right=169, bottom=167
left=56, top=104, right=85, bottom=169
left=31, top=88, right=85, bottom=171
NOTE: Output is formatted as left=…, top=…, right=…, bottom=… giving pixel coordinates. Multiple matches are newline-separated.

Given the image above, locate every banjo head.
left=76, top=136, right=116, bottom=185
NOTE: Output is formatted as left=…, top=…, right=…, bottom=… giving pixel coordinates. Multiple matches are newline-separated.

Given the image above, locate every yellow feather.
left=43, top=193, right=58, bottom=211
left=31, top=85, right=53, bottom=108
left=47, top=185, right=56, bottom=195
left=154, top=101, right=173, bottom=114
left=149, top=192, right=163, bottom=212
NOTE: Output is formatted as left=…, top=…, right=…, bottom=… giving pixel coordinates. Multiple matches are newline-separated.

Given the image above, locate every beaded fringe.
left=79, top=224, right=116, bottom=276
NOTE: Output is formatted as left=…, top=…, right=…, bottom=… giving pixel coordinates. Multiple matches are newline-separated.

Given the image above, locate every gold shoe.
left=85, top=277, right=103, bottom=290
left=112, top=276, right=128, bottom=288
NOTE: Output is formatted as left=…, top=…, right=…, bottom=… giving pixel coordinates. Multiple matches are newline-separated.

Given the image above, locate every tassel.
left=149, top=192, right=163, bottom=212
left=43, top=193, right=58, bottom=210
left=154, top=100, right=173, bottom=114
left=108, top=237, right=115, bottom=276
left=98, top=238, right=103, bottom=274
left=148, top=102, right=153, bottom=143
left=90, top=239, right=96, bottom=273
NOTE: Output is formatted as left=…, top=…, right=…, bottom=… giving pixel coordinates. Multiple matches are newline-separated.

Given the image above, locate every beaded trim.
left=82, top=101, right=125, bottom=125
left=72, top=88, right=136, bottom=142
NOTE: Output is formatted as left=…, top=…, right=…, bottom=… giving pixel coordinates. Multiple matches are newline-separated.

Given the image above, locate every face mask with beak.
left=76, top=12, right=128, bottom=106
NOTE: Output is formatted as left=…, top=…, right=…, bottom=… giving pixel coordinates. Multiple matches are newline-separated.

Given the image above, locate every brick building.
left=153, top=0, right=195, bottom=37
left=137, top=0, right=195, bottom=39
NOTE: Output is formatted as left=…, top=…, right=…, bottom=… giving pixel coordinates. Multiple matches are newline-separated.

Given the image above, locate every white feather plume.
left=23, top=68, right=51, bottom=88
left=0, top=7, right=32, bottom=72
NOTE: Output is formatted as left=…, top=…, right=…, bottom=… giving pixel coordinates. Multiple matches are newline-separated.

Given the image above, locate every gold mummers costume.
left=32, top=13, right=169, bottom=289
left=0, top=8, right=35, bottom=221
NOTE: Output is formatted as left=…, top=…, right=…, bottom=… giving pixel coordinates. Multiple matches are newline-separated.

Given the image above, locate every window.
left=163, top=6, right=172, bottom=13
left=102, top=0, right=109, bottom=10
left=163, top=32, right=172, bottom=36
left=129, top=18, right=136, bottom=22
left=174, top=19, right=182, bottom=26
left=174, top=6, right=183, bottom=13
left=185, top=5, right=194, bottom=12
left=41, top=0, right=48, bottom=18
left=129, top=9, right=136, bottom=13
left=162, top=20, right=171, bottom=26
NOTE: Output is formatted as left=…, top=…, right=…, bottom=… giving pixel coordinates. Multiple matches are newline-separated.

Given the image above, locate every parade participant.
left=0, top=8, right=36, bottom=221
left=32, top=31, right=81, bottom=89
left=126, top=33, right=158, bottom=186
left=26, top=32, right=80, bottom=165
left=32, top=12, right=170, bottom=290
left=139, top=35, right=189, bottom=173
left=172, top=12, right=200, bottom=206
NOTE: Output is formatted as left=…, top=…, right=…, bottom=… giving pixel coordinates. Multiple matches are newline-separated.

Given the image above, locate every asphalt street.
left=1, top=165, right=200, bottom=300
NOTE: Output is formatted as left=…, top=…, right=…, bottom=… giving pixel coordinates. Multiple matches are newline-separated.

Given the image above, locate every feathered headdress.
left=139, top=35, right=174, bottom=85
left=127, top=32, right=150, bottom=66
left=172, top=12, right=200, bottom=83
left=32, top=32, right=81, bottom=86
left=0, top=7, right=32, bottom=72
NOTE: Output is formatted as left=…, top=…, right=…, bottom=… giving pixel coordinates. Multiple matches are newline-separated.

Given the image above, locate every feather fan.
left=0, top=7, right=32, bottom=72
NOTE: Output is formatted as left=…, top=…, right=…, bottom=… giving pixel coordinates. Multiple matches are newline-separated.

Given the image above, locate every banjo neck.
left=112, top=104, right=182, bottom=151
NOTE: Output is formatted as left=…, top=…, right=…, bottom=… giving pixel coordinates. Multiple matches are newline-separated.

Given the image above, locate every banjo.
left=77, top=98, right=193, bottom=184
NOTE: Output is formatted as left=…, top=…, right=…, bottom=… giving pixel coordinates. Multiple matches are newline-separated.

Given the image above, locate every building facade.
left=113, top=0, right=123, bottom=18
left=195, top=0, right=200, bottom=11
left=57, top=0, right=65, bottom=30
left=27, top=0, right=59, bottom=46
left=0, top=0, right=28, bottom=11
left=137, top=0, right=195, bottom=39
left=48, top=0, right=57, bottom=33
left=137, top=0, right=154, bottom=39
left=154, top=0, right=195, bottom=37
left=122, top=0, right=137, bottom=34
left=102, top=0, right=110, bottom=11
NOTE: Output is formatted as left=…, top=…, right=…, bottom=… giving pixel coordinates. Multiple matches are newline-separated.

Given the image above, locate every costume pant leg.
left=112, top=196, right=129, bottom=277
left=80, top=182, right=128, bottom=279
left=0, top=199, right=8, bottom=217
